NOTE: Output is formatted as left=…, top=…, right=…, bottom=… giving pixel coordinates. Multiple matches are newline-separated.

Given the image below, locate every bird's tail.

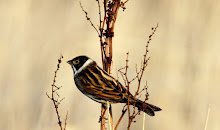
left=129, top=98, right=162, bottom=116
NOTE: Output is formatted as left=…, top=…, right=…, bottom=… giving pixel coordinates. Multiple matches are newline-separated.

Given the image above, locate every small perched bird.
left=67, top=55, right=161, bottom=116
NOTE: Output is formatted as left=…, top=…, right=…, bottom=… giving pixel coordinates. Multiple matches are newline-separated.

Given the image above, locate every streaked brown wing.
left=77, top=64, right=128, bottom=103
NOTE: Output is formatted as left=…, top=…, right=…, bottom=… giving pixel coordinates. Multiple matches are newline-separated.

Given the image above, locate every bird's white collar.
left=74, top=59, right=94, bottom=75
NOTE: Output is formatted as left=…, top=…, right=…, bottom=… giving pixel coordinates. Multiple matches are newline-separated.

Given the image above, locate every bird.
left=67, top=55, right=161, bottom=116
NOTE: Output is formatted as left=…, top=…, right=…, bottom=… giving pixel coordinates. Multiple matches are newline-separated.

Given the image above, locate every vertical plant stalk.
left=107, top=101, right=112, bottom=130
left=142, top=113, right=146, bottom=130
left=100, top=0, right=121, bottom=130
left=101, top=104, right=107, bottom=130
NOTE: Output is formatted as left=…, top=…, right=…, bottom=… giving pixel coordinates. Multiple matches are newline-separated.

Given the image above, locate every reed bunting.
left=67, top=55, right=161, bottom=116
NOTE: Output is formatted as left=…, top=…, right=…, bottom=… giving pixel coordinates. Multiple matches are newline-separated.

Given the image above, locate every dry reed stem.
left=142, top=112, right=146, bottom=130
left=107, top=101, right=112, bottom=130
left=100, top=1, right=122, bottom=129
left=204, top=105, right=211, bottom=130
left=100, top=104, right=107, bottom=130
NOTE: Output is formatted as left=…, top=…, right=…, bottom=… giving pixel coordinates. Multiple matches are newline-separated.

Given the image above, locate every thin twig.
left=57, top=97, right=65, bottom=106
left=64, top=111, right=68, bottom=130
left=96, top=0, right=102, bottom=28
left=137, top=81, right=148, bottom=96
left=121, top=0, right=129, bottom=6
left=115, top=24, right=159, bottom=129
left=46, top=55, right=67, bottom=130
left=115, top=107, right=127, bottom=130
left=79, top=2, right=100, bottom=36
left=134, top=24, right=158, bottom=98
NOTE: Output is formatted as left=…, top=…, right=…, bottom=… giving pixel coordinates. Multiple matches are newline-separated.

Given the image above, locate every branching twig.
left=47, top=55, right=68, bottom=130
left=137, top=81, right=148, bottom=96
left=134, top=24, right=158, bottom=98
left=115, top=24, right=159, bottom=129
left=96, top=0, right=102, bottom=29
left=79, top=2, right=100, bottom=36
left=120, top=0, right=129, bottom=11
left=115, top=106, right=127, bottom=130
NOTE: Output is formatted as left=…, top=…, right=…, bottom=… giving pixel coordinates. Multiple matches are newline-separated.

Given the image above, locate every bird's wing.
left=78, top=65, right=128, bottom=102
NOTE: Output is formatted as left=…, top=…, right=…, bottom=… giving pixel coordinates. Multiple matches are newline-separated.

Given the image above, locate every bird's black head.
left=67, top=55, right=91, bottom=74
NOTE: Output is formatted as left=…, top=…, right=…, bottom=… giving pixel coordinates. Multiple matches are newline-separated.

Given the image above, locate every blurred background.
left=0, top=0, right=220, bottom=129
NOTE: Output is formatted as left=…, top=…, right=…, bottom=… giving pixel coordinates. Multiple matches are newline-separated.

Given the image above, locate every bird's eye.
left=73, top=60, right=79, bottom=64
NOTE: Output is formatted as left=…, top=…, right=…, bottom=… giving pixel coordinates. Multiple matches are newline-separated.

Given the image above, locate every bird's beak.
left=67, top=60, right=72, bottom=65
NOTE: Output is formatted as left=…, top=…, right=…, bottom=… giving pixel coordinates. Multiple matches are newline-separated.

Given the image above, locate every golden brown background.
left=0, top=0, right=219, bottom=129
